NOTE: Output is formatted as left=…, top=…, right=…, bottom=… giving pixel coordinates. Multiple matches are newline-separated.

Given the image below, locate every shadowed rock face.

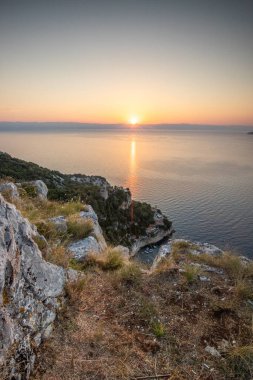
left=0, top=195, right=65, bottom=379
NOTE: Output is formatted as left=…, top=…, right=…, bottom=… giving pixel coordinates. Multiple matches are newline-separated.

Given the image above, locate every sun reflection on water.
left=125, top=137, right=138, bottom=197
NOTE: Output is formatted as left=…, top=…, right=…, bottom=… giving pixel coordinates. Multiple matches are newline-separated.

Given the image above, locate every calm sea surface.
left=0, top=126, right=253, bottom=258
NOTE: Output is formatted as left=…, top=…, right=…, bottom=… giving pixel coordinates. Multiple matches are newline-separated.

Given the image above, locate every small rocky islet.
left=0, top=152, right=253, bottom=380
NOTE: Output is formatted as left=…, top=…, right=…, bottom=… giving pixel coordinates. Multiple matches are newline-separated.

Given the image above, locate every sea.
left=0, top=123, right=252, bottom=258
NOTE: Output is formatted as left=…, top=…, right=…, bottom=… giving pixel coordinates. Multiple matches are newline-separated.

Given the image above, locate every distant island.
left=247, top=131, right=253, bottom=134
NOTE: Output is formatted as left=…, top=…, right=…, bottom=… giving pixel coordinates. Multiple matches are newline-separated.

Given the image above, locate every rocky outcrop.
left=48, top=205, right=107, bottom=262
left=0, top=195, right=65, bottom=378
left=79, top=205, right=107, bottom=250
left=131, top=228, right=172, bottom=256
left=20, top=180, right=48, bottom=200
left=68, top=236, right=102, bottom=261
left=0, top=182, right=19, bottom=201
left=152, top=239, right=223, bottom=269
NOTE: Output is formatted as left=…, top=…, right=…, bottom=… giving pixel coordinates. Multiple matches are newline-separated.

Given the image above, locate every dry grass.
left=224, top=345, right=253, bottom=379
left=191, top=251, right=253, bottom=281
left=66, top=215, right=93, bottom=240
left=114, top=263, right=142, bottom=287
left=234, top=280, right=253, bottom=300
left=69, top=247, right=126, bottom=273
left=16, top=196, right=86, bottom=224
left=32, top=255, right=253, bottom=380
left=43, top=245, right=71, bottom=268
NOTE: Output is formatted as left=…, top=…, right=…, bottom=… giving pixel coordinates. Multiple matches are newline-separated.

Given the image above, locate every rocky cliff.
left=0, top=195, right=66, bottom=379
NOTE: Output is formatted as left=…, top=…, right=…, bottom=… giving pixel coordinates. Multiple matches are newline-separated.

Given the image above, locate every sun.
left=129, top=116, right=139, bottom=125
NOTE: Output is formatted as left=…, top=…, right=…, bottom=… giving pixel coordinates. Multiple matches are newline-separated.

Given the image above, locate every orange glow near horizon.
left=1, top=99, right=253, bottom=126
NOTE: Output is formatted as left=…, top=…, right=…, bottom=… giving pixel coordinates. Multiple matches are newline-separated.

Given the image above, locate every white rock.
left=32, top=180, right=48, bottom=200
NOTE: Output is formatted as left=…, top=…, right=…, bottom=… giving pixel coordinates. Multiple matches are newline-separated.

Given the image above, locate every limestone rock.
left=68, top=236, right=102, bottom=261
left=0, top=194, right=65, bottom=378
left=0, top=182, right=19, bottom=201
left=32, top=180, right=48, bottom=200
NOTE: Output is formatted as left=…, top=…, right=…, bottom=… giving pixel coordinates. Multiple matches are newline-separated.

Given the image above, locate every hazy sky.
left=0, top=0, right=253, bottom=125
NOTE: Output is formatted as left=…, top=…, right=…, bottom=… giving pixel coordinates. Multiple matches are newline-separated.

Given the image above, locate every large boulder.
left=0, top=194, right=65, bottom=379
left=0, top=182, right=19, bottom=201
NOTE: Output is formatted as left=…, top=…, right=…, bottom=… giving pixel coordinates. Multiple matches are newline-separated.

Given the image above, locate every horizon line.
left=0, top=121, right=252, bottom=128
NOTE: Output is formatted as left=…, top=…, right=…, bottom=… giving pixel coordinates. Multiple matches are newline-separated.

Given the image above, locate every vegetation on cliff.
left=0, top=152, right=172, bottom=246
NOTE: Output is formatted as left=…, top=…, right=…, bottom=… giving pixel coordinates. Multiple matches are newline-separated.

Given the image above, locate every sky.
left=0, top=0, right=253, bottom=125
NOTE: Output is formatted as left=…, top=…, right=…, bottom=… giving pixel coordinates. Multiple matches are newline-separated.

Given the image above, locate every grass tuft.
left=226, top=345, right=253, bottom=380
left=101, top=247, right=125, bottom=270
left=152, top=321, right=166, bottom=338
left=115, top=263, right=142, bottom=287
left=182, top=264, right=200, bottom=283
left=66, top=215, right=93, bottom=240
